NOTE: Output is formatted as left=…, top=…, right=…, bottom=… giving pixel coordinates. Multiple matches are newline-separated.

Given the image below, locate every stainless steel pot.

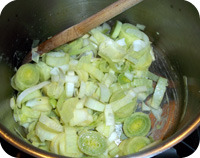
left=0, top=0, right=199, bottom=157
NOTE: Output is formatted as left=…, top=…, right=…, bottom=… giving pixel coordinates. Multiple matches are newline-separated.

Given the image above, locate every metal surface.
left=0, top=0, right=200, bottom=157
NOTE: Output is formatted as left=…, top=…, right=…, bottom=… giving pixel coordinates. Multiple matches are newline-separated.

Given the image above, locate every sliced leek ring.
left=78, top=131, right=107, bottom=156
left=123, top=112, right=151, bottom=137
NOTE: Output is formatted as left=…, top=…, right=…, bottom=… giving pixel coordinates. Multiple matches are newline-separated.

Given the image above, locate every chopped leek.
left=45, top=52, right=70, bottom=67
left=110, top=20, right=122, bottom=39
left=14, top=64, right=40, bottom=91
left=10, top=21, right=168, bottom=157
left=151, top=77, right=168, bottom=109
left=120, top=136, right=151, bottom=155
left=78, top=131, right=107, bottom=156
left=123, top=112, right=151, bottom=137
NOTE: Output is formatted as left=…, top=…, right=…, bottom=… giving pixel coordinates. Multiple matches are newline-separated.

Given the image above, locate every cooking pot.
left=0, top=0, right=200, bottom=157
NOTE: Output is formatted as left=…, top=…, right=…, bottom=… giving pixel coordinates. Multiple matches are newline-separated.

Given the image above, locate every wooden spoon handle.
left=23, top=0, right=143, bottom=63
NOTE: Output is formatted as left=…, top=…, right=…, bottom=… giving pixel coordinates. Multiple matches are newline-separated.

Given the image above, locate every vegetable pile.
left=10, top=21, right=168, bottom=157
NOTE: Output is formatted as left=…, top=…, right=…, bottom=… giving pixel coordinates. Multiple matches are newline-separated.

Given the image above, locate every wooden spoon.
left=23, top=0, right=143, bottom=63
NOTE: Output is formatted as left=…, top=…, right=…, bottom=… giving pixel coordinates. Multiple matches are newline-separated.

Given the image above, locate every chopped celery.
left=78, top=131, right=107, bottom=156
left=123, top=112, right=151, bottom=137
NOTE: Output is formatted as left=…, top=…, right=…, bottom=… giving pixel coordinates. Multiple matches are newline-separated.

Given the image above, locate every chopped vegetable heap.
left=10, top=21, right=168, bottom=157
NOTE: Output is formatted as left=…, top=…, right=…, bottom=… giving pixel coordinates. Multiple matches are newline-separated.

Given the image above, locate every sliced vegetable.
left=110, top=20, right=122, bottom=39
left=36, top=62, right=51, bottom=81
left=65, top=127, right=83, bottom=157
left=120, top=136, right=151, bottom=155
left=45, top=52, right=70, bottom=67
left=17, top=81, right=50, bottom=107
left=14, top=64, right=40, bottom=91
left=123, top=112, right=151, bottom=137
left=151, top=77, right=168, bottom=109
left=78, top=131, right=107, bottom=156
left=85, top=97, right=105, bottom=112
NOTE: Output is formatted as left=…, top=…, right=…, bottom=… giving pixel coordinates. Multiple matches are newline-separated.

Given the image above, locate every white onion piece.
left=17, top=81, right=50, bottom=107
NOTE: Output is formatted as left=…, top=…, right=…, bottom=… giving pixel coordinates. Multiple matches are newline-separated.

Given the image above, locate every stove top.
left=0, top=127, right=199, bottom=158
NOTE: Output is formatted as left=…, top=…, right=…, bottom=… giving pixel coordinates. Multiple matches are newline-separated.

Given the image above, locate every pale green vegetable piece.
left=115, top=97, right=137, bottom=119
left=118, top=73, right=131, bottom=85
left=123, top=112, right=151, bottom=137
left=151, top=77, right=168, bottom=109
left=45, top=52, right=70, bottom=67
left=78, top=131, right=107, bottom=156
left=14, top=63, right=40, bottom=91
left=36, top=61, right=51, bottom=81
left=110, top=92, right=136, bottom=112
left=99, top=83, right=111, bottom=103
left=50, top=133, right=65, bottom=155
left=104, top=104, right=115, bottom=126
left=13, top=105, right=41, bottom=127
left=78, top=63, right=104, bottom=81
left=65, top=126, right=83, bottom=157
left=43, top=82, right=64, bottom=99
left=16, top=81, right=50, bottom=107
left=21, top=90, right=42, bottom=104
left=110, top=20, right=122, bottom=39
left=59, top=97, right=79, bottom=124
left=96, top=122, right=115, bottom=138
left=85, top=97, right=105, bottom=112
left=119, top=23, right=141, bottom=46
left=35, top=122, right=59, bottom=142
left=120, top=136, right=151, bottom=155
left=99, top=39, right=126, bottom=62
left=26, top=96, right=52, bottom=112
left=70, top=108, right=93, bottom=126
left=39, top=114, right=63, bottom=132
